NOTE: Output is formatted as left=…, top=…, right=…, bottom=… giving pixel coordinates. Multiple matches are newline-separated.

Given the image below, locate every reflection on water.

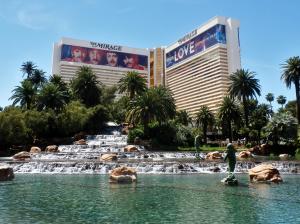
left=0, top=174, right=299, bottom=223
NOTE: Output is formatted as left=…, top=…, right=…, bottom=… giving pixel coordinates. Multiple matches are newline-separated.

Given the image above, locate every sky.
left=0, top=0, right=300, bottom=110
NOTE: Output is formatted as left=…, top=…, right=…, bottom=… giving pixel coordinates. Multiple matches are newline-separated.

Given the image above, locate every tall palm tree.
left=281, top=56, right=300, bottom=122
left=118, top=71, right=147, bottom=100
left=218, top=96, right=241, bottom=142
left=30, top=69, right=47, bottom=88
left=265, top=93, right=274, bottom=112
left=71, top=66, right=102, bottom=107
left=21, top=61, right=37, bottom=78
left=228, top=69, right=261, bottom=127
left=195, top=106, right=214, bottom=144
left=37, top=83, right=68, bottom=111
left=277, top=95, right=287, bottom=108
left=126, top=87, right=176, bottom=137
left=9, top=80, right=36, bottom=109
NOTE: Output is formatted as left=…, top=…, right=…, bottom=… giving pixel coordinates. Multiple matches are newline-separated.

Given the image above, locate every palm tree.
left=71, top=66, right=102, bottom=107
left=118, top=71, right=147, bottom=100
left=265, top=93, right=274, bottom=112
left=9, top=80, right=36, bottom=109
left=126, top=86, right=176, bottom=137
left=277, top=95, right=287, bottom=108
left=30, top=69, right=47, bottom=88
left=281, top=56, right=300, bottom=122
left=195, top=106, right=214, bottom=144
left=37, top=83, right=68, bottom=111
left=218, top=96, right=241, bottom=142
left=228, top=69, right=261, bottom=127
left=175, top=110, right=192, bottom=126
left=21, top=61, right=37, bottom=78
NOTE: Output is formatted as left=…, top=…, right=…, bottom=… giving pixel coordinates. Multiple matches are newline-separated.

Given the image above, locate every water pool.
left=0, top=174, right=299, bottom=223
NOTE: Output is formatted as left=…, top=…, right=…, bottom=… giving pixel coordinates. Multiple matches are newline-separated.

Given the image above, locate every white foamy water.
left=1, top=134, right=300, bottom=174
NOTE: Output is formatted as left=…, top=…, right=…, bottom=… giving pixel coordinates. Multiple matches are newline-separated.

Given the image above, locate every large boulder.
left=238, top=151, right=252, bottom=159
left=30, top=146, right=41, bottom=153
left=100, top=154, right=117, bottom=161
left=205, top=151, right=222, bottom=160
left=109, top=166, right=137, bottom=183
left=13, top=151, right=31, bottom=160
left=45, top=145, right=58, bottom=152
left=124, top=145, right=139, bottom=152
left=248, top=164, right=282, bottom=183
left=0, top=165, right=14, bottom=181
left=75, top=139, right=87, bottom=145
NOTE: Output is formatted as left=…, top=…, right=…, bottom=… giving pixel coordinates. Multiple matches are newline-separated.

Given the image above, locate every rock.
left=0, top=165, right=14, bottom=181
left=260, top=144, right=271, bottom=155
left=30, top=146, right=41, bottom=153
left=13, top=151, right=31, bottom=160
left=73, top=132, right=86, bottom=141
left=75, top=139, right=87, bottom=145
left=221, top=173, right=238, bottom=186
left=134, top=137, right=141, bottom=145
left=279, top=154, right=289, bottom=160
left=109, top=166, right=137, bottom=183
left=248, top=145, right=260, bottom=154
left=210, top=167, right=221, bottom=172
left=143, top=154, right=149, bottom=159
left=124, top=145, right=139, bottom=152
left=205, top=151, right=222, bottom=160
left=178, top=164, right=184, bottom=170
left=45, top=145, right=58, bottom=152
left=248, top=164, right=283, bottom=183
left=100, top=154, right=117, bottom=161
left=238, top=151, right=252, bottom=159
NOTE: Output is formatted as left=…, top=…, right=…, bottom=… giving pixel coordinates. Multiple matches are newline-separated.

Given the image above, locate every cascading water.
left=1, top=133, right=300, bottom=174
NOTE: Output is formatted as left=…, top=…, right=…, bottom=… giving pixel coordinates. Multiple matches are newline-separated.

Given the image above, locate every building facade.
left=52, top=16, right=240, bottom=116
left=165, top=16, right=241, bottom=116
left=52, top=37, right=150, bottom=87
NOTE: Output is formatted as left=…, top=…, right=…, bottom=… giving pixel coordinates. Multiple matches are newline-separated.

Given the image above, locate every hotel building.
left=164, top=16, right=241, bottom=116
left=52, top=16, right=240, bottom=116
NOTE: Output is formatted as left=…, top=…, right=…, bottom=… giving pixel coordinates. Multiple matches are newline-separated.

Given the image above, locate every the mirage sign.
left=166, top=24, right=226, bottom=68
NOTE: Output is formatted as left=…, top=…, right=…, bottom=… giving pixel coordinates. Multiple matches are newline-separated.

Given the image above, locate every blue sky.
left=0, top=0, right=299, bottom=110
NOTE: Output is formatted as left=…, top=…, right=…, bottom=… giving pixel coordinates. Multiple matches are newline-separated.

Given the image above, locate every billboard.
left=166, top=24, right=226, bottom=68
left=61, top=44, right=148, bottom=71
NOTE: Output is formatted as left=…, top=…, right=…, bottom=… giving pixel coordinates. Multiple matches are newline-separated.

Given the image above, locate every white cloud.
left=0, top=1, right=70, bottom=32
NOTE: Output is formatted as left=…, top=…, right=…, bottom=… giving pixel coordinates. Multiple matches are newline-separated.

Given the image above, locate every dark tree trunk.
left=228, top=120, right=232, bottom=143
left=203, top=124, right=207, bottom=145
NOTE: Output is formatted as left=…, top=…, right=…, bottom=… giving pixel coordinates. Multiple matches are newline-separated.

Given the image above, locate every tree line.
left=0, top=56, right=299, bottom=155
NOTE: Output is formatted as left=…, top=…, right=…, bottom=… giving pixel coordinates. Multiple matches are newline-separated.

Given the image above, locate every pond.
left=0, top=174, right=299, bottom=223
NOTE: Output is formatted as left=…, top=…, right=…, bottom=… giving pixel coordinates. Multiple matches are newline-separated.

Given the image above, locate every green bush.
left=57, top=101, right=89, bottom=136
left=176, top=125, right=194, bottom=146
left=85, top=105, right=110, bottom=133
left=246, top=143, right=252, bottom=148
left=295, top=148, right=300, bottom=160
left=0, top=107, right=29, bottom=148
left=148, top=122, right=177, bottom=145
left=128, top=128, right=144, bottom=143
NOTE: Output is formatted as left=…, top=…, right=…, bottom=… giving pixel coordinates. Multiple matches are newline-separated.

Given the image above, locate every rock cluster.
left=248, top=164, right=282, bottom=183
left=238, top=151, right=252, bottom=159
left=124, top=145, right=139, bottom=152
left=109, top=166, right=137, bottom=183
left=205, top=151, right=222, bottom=160
left=13, top=151, right=31, bottom=160
left=100, top=154, right=117, bottom=161
left=45, top=145, right=58, bottom=152
left=30, top=146, right=41, bottom=153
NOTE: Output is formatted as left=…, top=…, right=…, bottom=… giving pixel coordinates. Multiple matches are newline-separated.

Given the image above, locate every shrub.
left=85, top=105, right=110, bottom=133
left=128, top=128, right=144, bottom=143
left=0, top=107, right=29, bottom=148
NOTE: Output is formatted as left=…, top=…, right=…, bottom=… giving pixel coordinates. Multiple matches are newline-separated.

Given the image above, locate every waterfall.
left=1, top=134, right=299, bottom=174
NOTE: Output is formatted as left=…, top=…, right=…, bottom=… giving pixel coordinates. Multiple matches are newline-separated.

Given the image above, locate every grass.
left=178, top=145, right=226, bottom=152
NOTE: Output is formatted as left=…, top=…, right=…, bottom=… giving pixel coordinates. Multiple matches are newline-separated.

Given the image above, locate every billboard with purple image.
left=61, top=44, right=148, bottom=71
left=166, top=24, right=226, bottom=68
